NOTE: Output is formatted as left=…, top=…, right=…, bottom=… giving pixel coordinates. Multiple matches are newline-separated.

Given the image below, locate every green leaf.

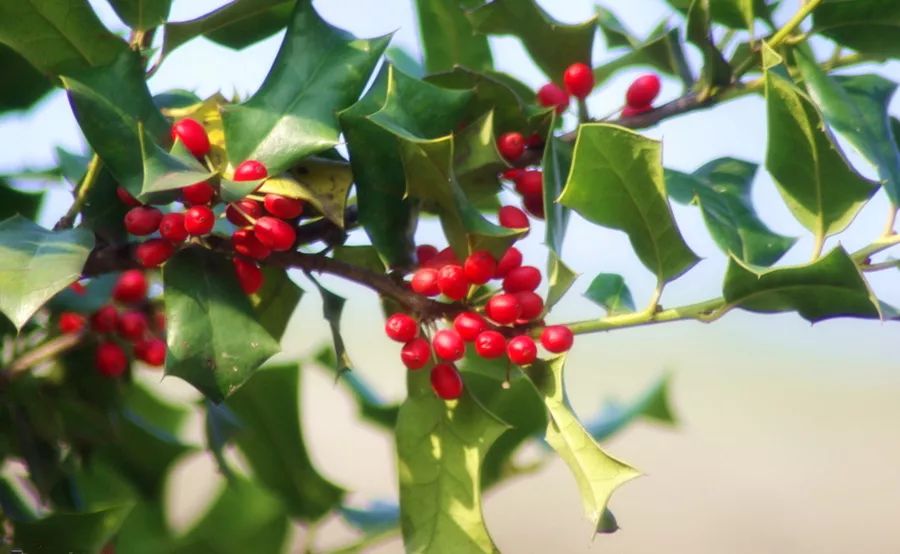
left=524, top=356, right=640, bottom=534
left=686, top=0, right=733, bottom=91
left=542, top=133, right=573, bottom=254
left=593, top=28, right=689, bottom=87
left=415, top=0, right=492, bottom=73
left=386, top=46, right=425, bottom=79
left=13, top=503, right=135, bottom=553
left=595, top=6, right=637, bottom=49
left=0, top=217, right=93, bottom=330
left=81, top=167, right=129, bottom=243
left=0, top=0, right=127, bottom=75
left=794, top=48, right=900, bottom=205
left=163, top=247, right=280, bottom=402
left=665, top=158, right=796, bottom=266
left=62, top=50, right=170, bottom=197
left=663, top=0, right=770, bottom=29
left=468, top=0, right=595, bottom=80
left=722, top=247, right=881, bottom=323
left=140, top=133, right=215, bottom=197
left=397, top=369, right=507, bottom=553
left=227, top=363, right=344, bottom=520
left=163, top=0, right=295, bottom=56
left=0, top=178, right=42, bottom=221
left=116, top=501, right=176, bottom=554
left=813, top=0, right=900, bottom=59
left=587, top=374, right=676, bottom=441
left=222, top=2, right=390, bottom=174
left=584, top=273, right=636, bottom=314
left=545, top=252, right=576, bottom=312
left=314, top=345, right=399, bottom=429
left=0, top=44, right=53, bottom=111
left=560, top=124, right=699, bottom=283
left=260, top=157, right=355, bottom=227
left=454, top=111, right=506, bottom=205
left=764, top=71, right=877, bottom=240
left=109, top=0, right=173, bottom=30
left=250, top=267, right=302, bottom=341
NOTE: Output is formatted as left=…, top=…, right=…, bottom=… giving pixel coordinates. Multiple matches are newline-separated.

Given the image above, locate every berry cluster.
left=58, top=270, right=166, bottom=378
left=386, top=243, right=574, bottom=401
left=117, top=117, right=307, bottom=295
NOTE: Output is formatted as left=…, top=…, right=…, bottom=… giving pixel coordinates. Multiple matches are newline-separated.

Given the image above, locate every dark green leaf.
left=13, top=504, right=135, bottom=553
left=0, top=477, right=38, bottom=522
left=307, top=275, right=354, bottom=374
left=542, top=133, right=573, bottom=254
left=249, top=267, right=302, bottom=341
left=524, top=356, right=639, bottom=534
left=109, top=0, right=173, bottom=30
left=0, top=0, right=127, bottom=75
left=140, top=134, right=214, bottom=197
left=593, top=28, right=689, bottom=87
left=415, top=0, right=492, bottom=73
left=764, top=71, right=877, bottom=241
left=0, top=178, right=42, bottom=221
left=0, top=44, right=53, bottom=111
left=332, top=245, right=387, bottom=274
left=81, top=167, right=129, bottom=243
left=468, top=0, right=595, bottom=80
left=587, top=374, right=676, bottom=441
left=663, top=0, right=771, bottom=29
left=386, top=46, right=424, bottom=79
left=665, top=158, right=796, bottom=266
left=314, top=346, right=399, bottom=429
left=686, top=0, right=733, bottom=91
left=584, top=273, right=635, bottom=314
left=0, top=216, right=93, bottom=329
left=163, top=0, right=295, bottom=56
left=813, top=0, right=900, bottom=59
left=227, top=364, right=344, bottom=520
left=595, top=6, right=637, bottom=49
left=560, top=124, right=699, bottom=283
left=153, top=89, right=202, bottom=110
left=116, top=501, right=176, bottom=554
left=222, top=2, right=390, bottom=174
left=722, top=246, right=881, bottom=323
left=454, top=111, right=506, bottom=205
left=204, top=400, right=241, bottom=476
left=545, top=252, right=576, bottom=312
left=163, top=247, right=280, bottom=402
left=794, top=48, right=900, bottom=205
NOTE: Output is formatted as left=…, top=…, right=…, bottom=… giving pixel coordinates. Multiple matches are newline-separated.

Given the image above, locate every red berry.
left=507, top=335, right=537, bottom=365
left=494, top=247, right=523, bottom=278
left=422, top=247, right=460, bottom=269
left=411, top=268, right=440, bottom=296
left=416, top=244, right=439, bottom=266
left=153, top=311, right=166, bottom=333
left=171, top=118, right=210, bottom=158
left=116, top=186, right=141, bottom=207
left=453, top=312, right=487, bottom=341
left=234, top=160, right=268, bottom=181
left=233, top=257, right=264, bottom=295
left=463, top=251, right=496, bottom=285
left=430, top=363, right=463, bottom=400
left=522, top=192, right=545, bottom=219
left=498, top=205, right=529, bottom=229
left=514, top=170, right=543, bottom=197
left=264, top=194, right=303, bottom=219
left=537, top=83, right=570, bottom=113
left=182, top=181, right=215, bottom=205
left=503, top=266, right=541, bottom=293
left=232, top=228, right=271, bottom=260
left=91, top=305, right=118, bottom=333
left=118, top=311, right=148, bottom=341
left=626, top=74, right=661, bottom=108
left=184, top=205, right=215, bottom=236
left=502, top=168, right=525, bottom=182
left=540, top=325, right=574, bottom=353
left=95, top=341, right=128, bottom=378
left=254, top=216, right=296, bottom=251
left=70, top=281, right=87, bottom=295
left=401, top=338, right=431, bottom=370
left=432, top=329, right=465, bottom=361
left=516, top=291, right=544, bottom=321
left=486, top=293, right=521, bottom=325
left=497, top=132, right=525, bottom=161
left=437, top=264, right=468, bottom=300
left=563, top=62, right=594, bottom=99
left=158, top=213, right=187, bottom=243
left=135, top=338, right=166, bottom=367
left=135, top=239, right=174, bottom=268
left=475, top=330, right=506, bottom=358
left=59, top=312, right=85, bottom=334
left=621, top=104, right=653, bottom=118
left=124, top=206, right=163, bottom=236
left=385, top=313, right=418, bottom=343
left=525, top=133, right=544, bottom=149
left=226, top=199, right=263, bottom=227
left=112, top=270, right=148, bottom=304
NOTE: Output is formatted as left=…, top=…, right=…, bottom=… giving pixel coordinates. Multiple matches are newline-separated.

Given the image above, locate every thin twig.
left=54, top=154, right=102, bottom=230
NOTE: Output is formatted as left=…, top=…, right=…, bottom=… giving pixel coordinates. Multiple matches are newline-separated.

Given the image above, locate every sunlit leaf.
left=163, top=0, right=295, bottom=56
left=813, top=0, right=900, bottom=59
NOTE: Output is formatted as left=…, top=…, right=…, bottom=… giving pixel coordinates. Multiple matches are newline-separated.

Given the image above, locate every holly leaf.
left=0, top=0, right=128, bottom=75
left=0, top=178, right=42, bottom=221
left=665, top=158, right=796, bottom=266
left=794, top=47, right=900, bottom=205
left=595, top=6, right=637, bottom=49
left=686, top=0, right=733, bottom=91
left=468, top=0, right=595, bottom=80
left=163, top=247, right=280, bottom=402
left=314, top=346, right=399, bottom=429
left=396, top=369, right=508, bottom=553
left=764, top=70, right=877, bottom=242
left=542, top=132, right=573, bottom=254
left=545, top=252, right=576, bottom=312
left=560, top=124, right=699, bottom=283
left=163, top=0, right=295, bottom=56
left=0, top=44, right=53, bottom=111
left=259, top=157, right=354, bottom=227
left=226, top=363, right=344, bottom=520
left=524, top=356, right=640, bottom=535
left=593, top=27, right=689, bottom=87
left=722, top=247, right=881, bottom=323
left=140, top=133, right=215, bottom=197
left=813, top=0, right=900, bottom=59
left=586, top=374, right=676, bottom=441
left=584, top=273, right=636, bottom=315
left=80, top=167, right=129, bottom=243
left=222, top=2, right=390, bottom=174
left=0, top=217, right=94, bottom=330
left=109, top=0, right=173, bottom=31
left=415, top=0, right=492, bottom=73
left=13, top=504, right=135, bottom=553
left=454, top=111, right=506, bottom=205
left=663, top=0, right=770, bottom=30
left=308, top=275, right=354, bottom=375
left=250, top=267, right=302, bottom=341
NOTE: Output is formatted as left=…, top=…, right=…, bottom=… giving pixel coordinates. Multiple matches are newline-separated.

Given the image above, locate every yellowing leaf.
left=258, top=158, right=354, bottom=227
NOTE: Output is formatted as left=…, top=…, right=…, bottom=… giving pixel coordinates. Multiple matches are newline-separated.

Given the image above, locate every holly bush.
left=0, top=0, right=898, bottom=552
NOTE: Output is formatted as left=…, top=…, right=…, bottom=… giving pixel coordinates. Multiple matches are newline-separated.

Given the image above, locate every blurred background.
left=2, top=0, right=900, bottom=552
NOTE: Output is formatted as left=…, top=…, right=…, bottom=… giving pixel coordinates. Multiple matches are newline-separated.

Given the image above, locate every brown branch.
left=2, top=333, right=85, bottom=381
